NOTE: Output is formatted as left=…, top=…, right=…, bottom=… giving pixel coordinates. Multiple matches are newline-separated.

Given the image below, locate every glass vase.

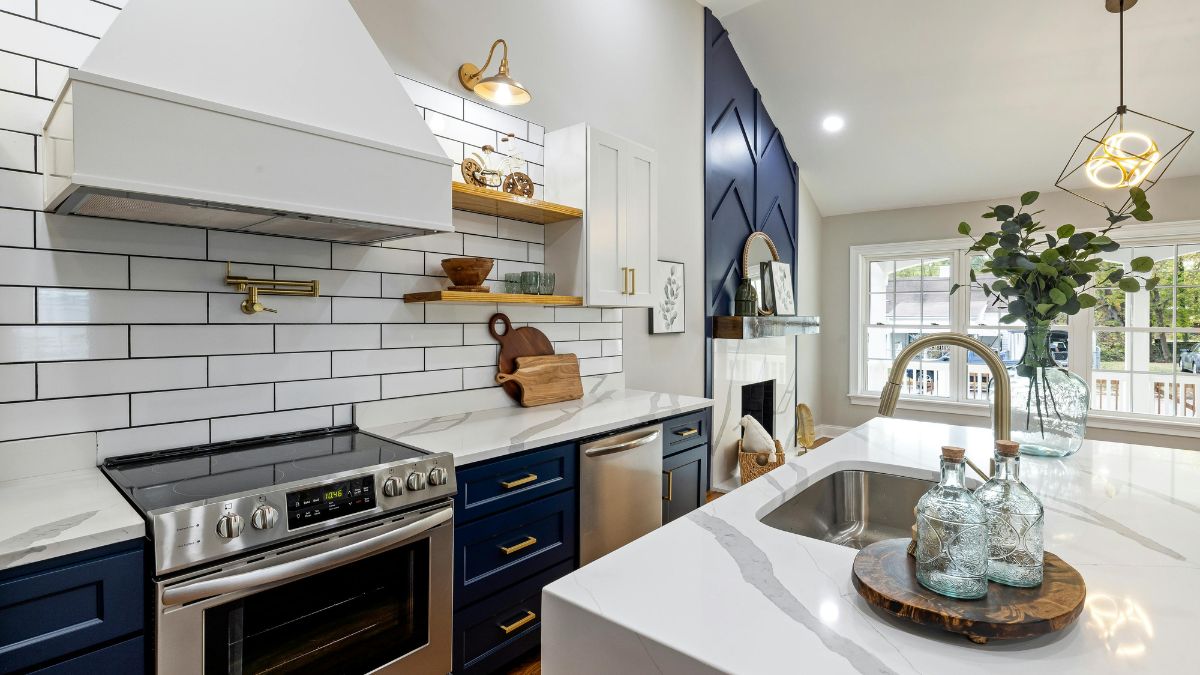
left=1008, top=323, right=1088, bottom=458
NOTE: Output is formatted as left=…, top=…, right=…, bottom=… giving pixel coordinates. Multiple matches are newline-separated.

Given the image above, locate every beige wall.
left=820, top=174, right=1200, bottom=450
left=351, top=0, right=706, bottom=397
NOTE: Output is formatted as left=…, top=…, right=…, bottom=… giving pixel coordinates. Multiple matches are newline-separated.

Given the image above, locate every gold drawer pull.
left=499, top=610, right=537, bottom=634
left=500, top=536, right=538, bottom=555
left=674, top=428, right=699, bottom=437
left=663, top=470, right=673, bottom=502
left=500, top=473, right=538, bottom=489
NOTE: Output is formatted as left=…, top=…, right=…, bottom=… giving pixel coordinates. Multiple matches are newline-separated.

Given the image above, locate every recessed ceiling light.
left=822, top=115, right=845, bottom=133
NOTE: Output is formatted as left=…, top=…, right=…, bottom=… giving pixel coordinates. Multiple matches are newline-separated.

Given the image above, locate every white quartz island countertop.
left=0, top=467, right=144, bottom=572
left=542, top=417, right=1200, bottom=674
left=362, top=388, right=712, bottom=465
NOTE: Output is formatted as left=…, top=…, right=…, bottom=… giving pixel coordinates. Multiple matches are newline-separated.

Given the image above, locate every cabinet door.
left=662, top=444, right=708, bottom=524
left=585, top=128, right=628, bottom=306
left=621, top=141, right=657, bottom=307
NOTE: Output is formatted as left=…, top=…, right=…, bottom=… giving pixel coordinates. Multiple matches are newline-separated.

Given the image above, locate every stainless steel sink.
left=759, top=470, right=935, bottom=549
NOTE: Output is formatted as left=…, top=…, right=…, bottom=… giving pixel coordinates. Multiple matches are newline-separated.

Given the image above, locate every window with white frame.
left=849, top=222, right=1200, bottom=430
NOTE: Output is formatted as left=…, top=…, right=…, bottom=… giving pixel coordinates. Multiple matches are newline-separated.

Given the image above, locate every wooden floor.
left=497, top=438, right=832, bottom=675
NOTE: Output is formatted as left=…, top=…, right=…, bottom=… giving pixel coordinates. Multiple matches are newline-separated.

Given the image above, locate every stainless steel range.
left=102, top=425, right=455, bottom=675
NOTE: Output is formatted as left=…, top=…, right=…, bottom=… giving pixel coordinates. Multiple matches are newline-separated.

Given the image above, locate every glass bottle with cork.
left=974, top=439, right=1045, bottom=587
left=915, top=445, right=989, bottom=599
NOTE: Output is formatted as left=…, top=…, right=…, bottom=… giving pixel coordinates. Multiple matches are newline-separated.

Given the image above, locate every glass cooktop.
left=102, top=426, right=426, bottom=513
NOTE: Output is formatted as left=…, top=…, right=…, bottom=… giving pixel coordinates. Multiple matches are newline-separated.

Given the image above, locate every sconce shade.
left=458, top=39, right=531, bottom=106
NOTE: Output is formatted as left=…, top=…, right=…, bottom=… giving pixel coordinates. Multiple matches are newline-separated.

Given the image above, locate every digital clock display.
left=286, top=475, right=374, bottom=529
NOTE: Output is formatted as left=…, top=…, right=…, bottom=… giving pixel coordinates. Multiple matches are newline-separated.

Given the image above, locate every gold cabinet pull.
left=500, top=473, right=538, bottom=489
left=499, top=536, right=538, bottom=555
left=674, top=428, right=699, bottom=437
left=631, top=267, right=636, bottom=295
left=621, top=267, right=629, bottom=294
left=499, top=610, right=537, bottom=634
left=663, top=470, right=673, bottom=501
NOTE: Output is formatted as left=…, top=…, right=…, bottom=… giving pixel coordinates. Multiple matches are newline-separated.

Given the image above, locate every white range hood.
left=42, top=0, right=453, bottom=244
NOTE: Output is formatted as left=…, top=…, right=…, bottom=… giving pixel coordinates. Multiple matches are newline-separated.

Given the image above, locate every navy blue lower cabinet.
left=31, top=636, right=144, bottom=674
left=663, top=443, right=709, bottom=524
left=0, top=540, right=145, bottom=674
left=453, top=441, right=576, bottom=524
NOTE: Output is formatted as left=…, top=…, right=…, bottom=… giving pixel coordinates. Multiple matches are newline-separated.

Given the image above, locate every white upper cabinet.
left=544, top=124, right=658, bottom=308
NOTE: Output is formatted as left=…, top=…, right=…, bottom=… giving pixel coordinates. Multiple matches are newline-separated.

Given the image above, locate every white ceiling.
left=708, top=0, right=1200, bottom=215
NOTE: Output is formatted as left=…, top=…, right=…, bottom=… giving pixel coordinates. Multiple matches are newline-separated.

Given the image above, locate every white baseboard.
left=815, top=424, right=852, bottom=438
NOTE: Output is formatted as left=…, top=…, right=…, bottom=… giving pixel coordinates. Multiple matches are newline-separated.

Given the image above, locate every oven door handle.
left=161, top=505, right=453, bottom=607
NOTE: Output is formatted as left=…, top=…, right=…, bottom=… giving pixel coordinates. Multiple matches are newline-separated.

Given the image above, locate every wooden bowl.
left=441, top=257, right=494, bottom=289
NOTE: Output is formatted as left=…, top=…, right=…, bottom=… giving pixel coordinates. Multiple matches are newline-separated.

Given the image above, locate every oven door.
left=156, top=503, right=453, bottom=675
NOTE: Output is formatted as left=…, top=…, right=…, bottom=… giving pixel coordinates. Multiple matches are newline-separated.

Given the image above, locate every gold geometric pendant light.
left=1055, top=0, right=1193, bottom=210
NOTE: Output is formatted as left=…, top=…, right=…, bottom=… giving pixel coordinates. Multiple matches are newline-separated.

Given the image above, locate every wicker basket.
left=738, top=438, right=786, bottom=485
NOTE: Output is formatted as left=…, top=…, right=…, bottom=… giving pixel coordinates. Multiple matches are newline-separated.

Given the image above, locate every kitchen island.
left=542, top=417, right=1199, bottom=674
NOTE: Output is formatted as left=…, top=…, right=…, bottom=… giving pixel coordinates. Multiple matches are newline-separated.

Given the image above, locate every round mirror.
left=742, top=232, right=780, bottom=315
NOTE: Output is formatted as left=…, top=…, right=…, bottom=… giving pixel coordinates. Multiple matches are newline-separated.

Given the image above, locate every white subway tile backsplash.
left=332, top=297, right=423, bottom=324
left=275, top=376, right=379, bottom=409
left=385, top=232, right=463, bottom=256
left=97, top=421, right=210, bottom=461
left=0, top=395, right=127, bottom=442
left=464, top=101, right=528, bottom=139
left=38, top=0, right=119, bottom=37
left=452, top=210, right=498, bottom=237
left=399, top=77, right=463, bottom=119
left=421, top=252, right=449, bottom=277
left=434, top=136, right=464, bottom=163
left=0, top=208, right=34, bottom=247
left=497, top=218, right=543, bottom=244
left=381, top=369, right=462, bottom=399
left=496, top=305, right=556, bottom=322
left=496, top=260, right=542, bottom=279
left=332, top=244, right=423, bottom=274
left=425, top=345, right=497, bottom=370
left=528, top=123, right=545, bottom=145
left=132, top=258, right=273, bottom=293
left=462, top=324, right=498, bottom=346
left=552, top=341, right=603, bottom=359
left=333, top=404, right=352, bottom=426
left=0, top=363, right=34, bottom=402
left=38, top=288, right=205, bottom=324
left=555, top=307, right=602, bottom=322
left=0, top=163, right=47, bottom=206
left=0, top=325, right=127, bottom=362
left=209, top=230, right=331, bottom=268
left=132, top=384, right=272, bottom=426
left=506, top=137, right=544, bottom=165
left=528, top=243, right=544, bottom=263
left=463, top=234, right=527, bottom=262
left=209, top=352, right=331, bottom=386
left=528, top=322, right=579, bottom=341
left=207, top=293, right=333, bottom=324
left=462, top=365, right=499, bottom=389
left=602, top=339, right=623, bottom=357
left=602, top=308, right=624, bottom=322
left=580, top=322, right=622, bottom=340
left=0, top=248, right=127, bottom=288
left=38, top=357, right=206, bottom=398
left=424, top=111, right=497, bottom=148
left=579, top=355, right=622, bottom=377
left=36, top=213, right=208, bottom=258
left=210, top=407, right=332, bottom=443
left=381, top=273, right=442, bottom=298
left=131, top=325, right=273, bottom=357
left=0, top=432, right=96, bottom=481
left=0, top=129, right=35, bottom=172
left=381, top=323, right=462, bottom=348
left=265, top=266, right=378, bottom=298
left=35, top=60, right=68, bottom=99
left=0, top=0, right=35, bottom=20
left=275, top=324, right=378, bottom=352
left=332, top=348, right=422, bottom=377
left=0, top=12, right=96, bottom=68
left=0, top=287, right=34, bottom=323
left=424, top=303, right=498, bottom=323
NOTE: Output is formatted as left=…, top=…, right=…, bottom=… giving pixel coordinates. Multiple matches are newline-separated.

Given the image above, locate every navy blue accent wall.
left=704, top=9, right=800, bottom=396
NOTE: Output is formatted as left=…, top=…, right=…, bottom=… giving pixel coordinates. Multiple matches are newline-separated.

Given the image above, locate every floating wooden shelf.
left=403, top=291, right=583, bottom=306
left=712, top=315, right=821, bottom=339
left=451, top=182, right=583, bottom=225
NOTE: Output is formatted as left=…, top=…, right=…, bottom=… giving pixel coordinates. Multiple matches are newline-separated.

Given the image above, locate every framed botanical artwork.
left=649, top=259, right=685, bottom=334
left=763, top=260, right=795, bottom=316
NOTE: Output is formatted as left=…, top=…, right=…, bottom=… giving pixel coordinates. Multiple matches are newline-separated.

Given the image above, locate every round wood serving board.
left=851, top=538, right=1086, bottom=644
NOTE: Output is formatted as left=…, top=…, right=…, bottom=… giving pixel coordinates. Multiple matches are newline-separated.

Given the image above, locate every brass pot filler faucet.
left=224, top=262, right=320, bottom=315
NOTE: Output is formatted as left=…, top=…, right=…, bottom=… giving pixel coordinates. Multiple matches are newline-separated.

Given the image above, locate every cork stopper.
left=995, top=440, right=1021, bottom=457
left=941, top=445, right=966, bottom=462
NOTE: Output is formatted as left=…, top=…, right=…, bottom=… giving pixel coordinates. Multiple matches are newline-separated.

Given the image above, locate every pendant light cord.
left=1119, top=0, right=1125, bottom=110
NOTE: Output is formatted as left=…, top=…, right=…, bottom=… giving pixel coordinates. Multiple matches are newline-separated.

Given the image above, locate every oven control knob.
left=382, top=475, right=404, bottom=498
left=251, top=505, right=278, bottom=530
left=406, top=471, right=427, bottom=491
left=215, top=513, right=244, bottom=539
left=427, top=467, right=449, bottom=486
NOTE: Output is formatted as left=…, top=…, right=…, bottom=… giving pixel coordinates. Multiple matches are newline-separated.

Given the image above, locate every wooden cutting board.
left=489, top=313, right=555, bottom=400
left=495, top=355, right=584, bottom=407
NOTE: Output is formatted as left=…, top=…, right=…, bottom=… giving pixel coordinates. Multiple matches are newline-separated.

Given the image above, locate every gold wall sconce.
left=224, top=262, right=320, bottom=315
left=458, top=39, right=531, bottom=106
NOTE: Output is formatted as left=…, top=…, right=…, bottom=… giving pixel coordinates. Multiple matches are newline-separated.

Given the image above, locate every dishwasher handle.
left=583, top=430, right=660, bottom=457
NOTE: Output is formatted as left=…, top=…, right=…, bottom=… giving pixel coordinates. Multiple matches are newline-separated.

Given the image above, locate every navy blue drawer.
left=453, top=560, right=574, bottom=675
left=0, top=543, right=144, bottom=674
left=32, top=635, right=144, bottom=674
left=454, top=442, right=576, bottom=524
left=455, top=491, right=576, bottom=608
left=662, top=409, right=710, bottom=454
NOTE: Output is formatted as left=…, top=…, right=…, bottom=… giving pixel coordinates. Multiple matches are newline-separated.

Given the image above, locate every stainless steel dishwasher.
left=579, top=423, right=664, bottom=565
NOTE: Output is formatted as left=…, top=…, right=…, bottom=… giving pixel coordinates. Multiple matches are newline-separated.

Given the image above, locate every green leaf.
left=1132, top=208, right=1153, bottom=222
left=1049, top=288, right=1067, bottom=305
left=1118, top=277, right=1141, bottom=293
left=1036, top=262, right=1058, bottom=276
left=1078, top=293, right=1097, bottom=308
left=981, top=283, right=991, bottom=296
left=1107, top=268, right=1125, bottom=282
left=1130, top=256, right=1154, bottom=273
left=1146, top=277, right=1160, bottom=291
left=1040, top=248, right=1060, bottom=263
left=1107, top=213, right=1132, bottom=225
left=958, top=222, right=971, bottom=235
left=950, top=283, right=962, bottom=295
left=1068, top=233, right=1090, bottom=250
left=969, top=269, right=977, bottom=282
left=991, top=279, right=1009, bottom=293
left=994, top=204, right=1015, bottom=220
left=1091, top=236, right=1113, bottom=247
left=1008, top=298, right=1028, bottom=316
left=1057, top=224, right=1075, bottom=238
left=1001, top=220, right=1022, bottom=234
left=1020, top=191, right=1039, bottom=206
left=1036, top=303, right=1054, bottom=315
left=1000, top=314, right=1019, bottom=324
left=1000, top=233, right=1021, bottom=249
left=1130, top=185, right=1147, bottom=206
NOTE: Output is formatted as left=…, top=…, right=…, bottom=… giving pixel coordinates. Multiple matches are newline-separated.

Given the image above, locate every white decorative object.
left=649, top=260, right=684, bottom=334
left=765, top=261, right=795, bottom=316
left=739, top=414, right=775, bottom=455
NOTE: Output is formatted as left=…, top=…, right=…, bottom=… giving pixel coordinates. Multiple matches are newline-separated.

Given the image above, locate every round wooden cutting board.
left=851, top=538, right=1086, bottom=643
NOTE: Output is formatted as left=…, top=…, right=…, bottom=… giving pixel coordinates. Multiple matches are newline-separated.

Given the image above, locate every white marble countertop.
left=362, top=388, right=713, bottom=465
left=0, top=467, right=144, bottom=572
left=542, top=417, right=1200, bottom=674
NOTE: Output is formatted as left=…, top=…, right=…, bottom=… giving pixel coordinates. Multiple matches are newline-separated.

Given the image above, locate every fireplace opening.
left=741, top=380, right=775, bottom=438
